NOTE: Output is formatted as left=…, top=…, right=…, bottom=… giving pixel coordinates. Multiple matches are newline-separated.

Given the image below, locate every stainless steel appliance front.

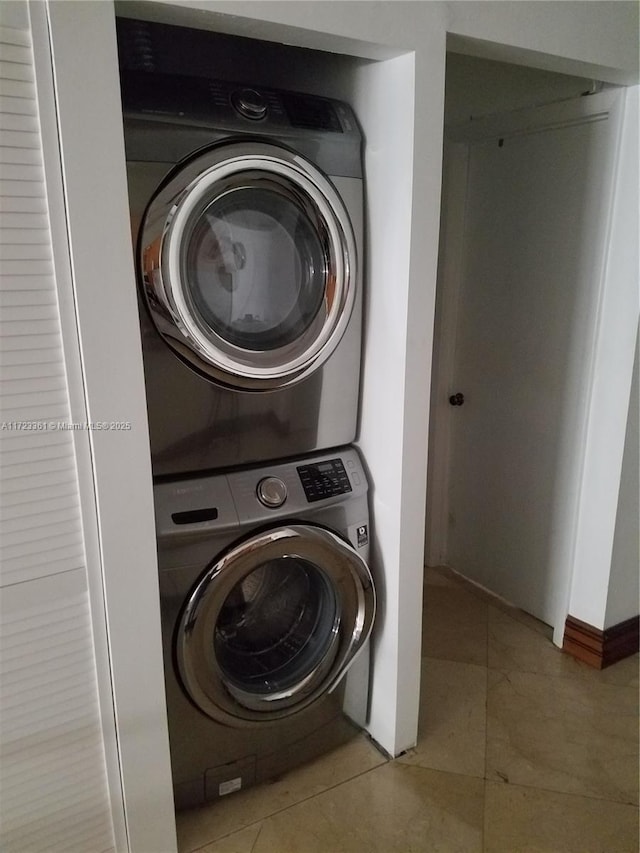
left=154, top=446, right=376, bottom=808
left=120, top=67, right=364, bottom=477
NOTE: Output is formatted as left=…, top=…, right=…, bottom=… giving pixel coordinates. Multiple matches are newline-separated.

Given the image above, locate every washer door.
left=140, top=141, right=357, bottom=390
left=176, top=524, right=375, bottom=725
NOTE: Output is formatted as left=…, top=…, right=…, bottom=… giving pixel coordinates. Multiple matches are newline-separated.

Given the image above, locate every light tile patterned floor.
left=177, top=566, right=639, bottom=852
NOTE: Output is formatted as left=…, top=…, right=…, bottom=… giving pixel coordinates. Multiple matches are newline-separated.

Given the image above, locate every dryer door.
left=139, top=141, right=357, bottom=390
left=176, top=524, right=375, bottom=726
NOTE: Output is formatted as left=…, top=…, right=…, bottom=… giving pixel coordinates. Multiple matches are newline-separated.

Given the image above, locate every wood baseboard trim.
left=563, top=615, right=639, bottom=669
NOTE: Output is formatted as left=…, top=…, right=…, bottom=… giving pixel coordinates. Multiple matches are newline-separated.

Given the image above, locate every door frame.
left=425, top=88, right=628, bottom=639
left=425, top=139, right=470, bottom=567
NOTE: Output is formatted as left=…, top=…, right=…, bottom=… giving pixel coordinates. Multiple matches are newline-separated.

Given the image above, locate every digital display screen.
left=297, top=459, right=352, bottom=503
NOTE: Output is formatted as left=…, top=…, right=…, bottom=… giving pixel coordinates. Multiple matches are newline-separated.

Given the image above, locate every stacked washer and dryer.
left=119, top=18, right=376, bottom=810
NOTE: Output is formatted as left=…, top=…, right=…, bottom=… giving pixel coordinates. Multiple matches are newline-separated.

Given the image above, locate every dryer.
left=154, top=446, right=376, bottom=809
left=120, top=66, right=364, bottom=478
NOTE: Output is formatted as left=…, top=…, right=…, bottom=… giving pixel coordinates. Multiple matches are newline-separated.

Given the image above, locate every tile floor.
left=177, top=566, right=639, bottom=852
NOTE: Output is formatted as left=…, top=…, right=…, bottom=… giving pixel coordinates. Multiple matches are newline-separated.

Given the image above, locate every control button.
left=256, top=477, right=287, bottom=508
left=351, top=472, right=361, bottom=486
left=231, top=88, right=267, bottom=120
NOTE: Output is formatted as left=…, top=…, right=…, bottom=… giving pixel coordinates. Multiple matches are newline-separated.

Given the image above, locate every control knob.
left=256, top=477, right=287, bottom=508
left=231, top=88, right=267, bottom=121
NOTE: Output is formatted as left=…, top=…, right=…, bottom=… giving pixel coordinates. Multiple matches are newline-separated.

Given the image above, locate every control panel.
left=297, top=458, right=352, bottom=503
left=120, top=69, right=346, bottom=134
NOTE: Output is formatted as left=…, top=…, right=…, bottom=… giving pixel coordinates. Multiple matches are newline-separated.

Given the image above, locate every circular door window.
left=183, top=186, right=326, bottom=352
left=214, top=556, right=340, bottom=701
left=140, top=142, right=357, bottom=390
left=176, top=525, right=375, bottom=725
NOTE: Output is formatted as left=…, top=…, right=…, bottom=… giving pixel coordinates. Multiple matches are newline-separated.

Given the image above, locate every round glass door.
left=183, top=186, right=326, bottom=352
left=140, top=142, right=357, bottom=390
left=176, top=525, right=375, bottom=725
left=214, top=556, right=340, bottom=702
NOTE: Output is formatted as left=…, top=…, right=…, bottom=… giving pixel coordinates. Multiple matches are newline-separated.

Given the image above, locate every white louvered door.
left=0, top=4, right=118, bottom=850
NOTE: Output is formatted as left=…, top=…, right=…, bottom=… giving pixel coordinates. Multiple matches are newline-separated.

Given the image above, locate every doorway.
left=426, top=53, right=623, bottom=633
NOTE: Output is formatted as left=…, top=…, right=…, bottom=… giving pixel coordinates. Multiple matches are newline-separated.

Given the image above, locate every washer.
left=120, top=66, right=364, bottom=478
left=154, top=446, right=376, bottom=809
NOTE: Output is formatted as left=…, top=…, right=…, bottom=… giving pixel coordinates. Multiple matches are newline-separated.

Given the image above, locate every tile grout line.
left=485, top=661, right=640, bottom=687
left=483, top=600, right=490, bottom=852
left=481, top=777, right=488, bottom=853
left=249, top=821, right=263, bottom=853
left=483, top=777, right=640, bottom=809
left=394, top=760, right=487, bottom=785
left=422, top=652, right=488, bottom=671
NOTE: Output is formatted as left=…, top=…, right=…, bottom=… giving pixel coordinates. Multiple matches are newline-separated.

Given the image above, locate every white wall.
left=605, top=332, right=640, bottom=628
left=350, top=50, right=430, bottom=754
left=446, top=0, right=639, bottom=85
left=444, top=52, right=600, bottom=125
left=567, top=86, right=639, bottom=632
left=37, top=1, right=639, bottom=848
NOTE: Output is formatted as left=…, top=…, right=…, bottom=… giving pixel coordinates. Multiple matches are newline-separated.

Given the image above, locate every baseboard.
left=563, top=615, right=640, bottom=669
